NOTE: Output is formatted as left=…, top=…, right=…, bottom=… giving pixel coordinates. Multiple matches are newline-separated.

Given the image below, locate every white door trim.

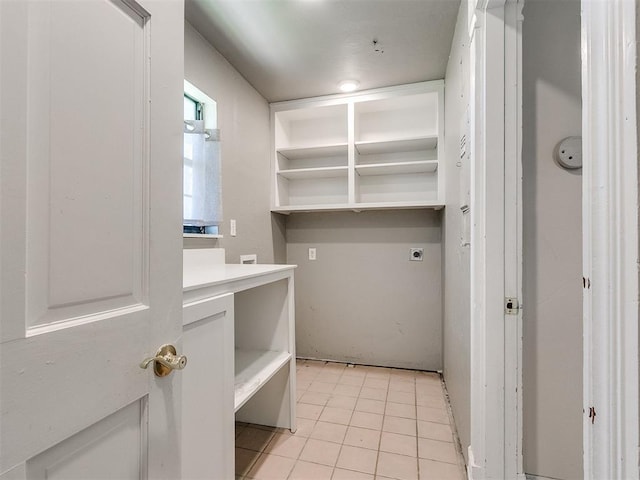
left=581, top=0, right=639, bottom=478
left=468, top=0, right=524, bottom=478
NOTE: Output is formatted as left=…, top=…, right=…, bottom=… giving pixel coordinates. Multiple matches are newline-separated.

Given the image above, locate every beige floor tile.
left=386, top=390, right=415, bottom=406
left=365, top=367, right=392, bottom=378
left=327, top=394, right=358, bottom=410
left=297, top=378, right=312, bottom=389
left=264, top=432, right=307, bottom=459
left=419, top=458, right=466, bottom=480
left=296, top=389, right=305, bottom=402
left=292, top=418, right=316, bottom=437
left=415, top=384, right=443, bottom=397
left=350, top=411, right=384, bottom=430
left=382, top=416, right=417, bottom=436
left=311, top=421, right=349, bottom=443
left=359, top=387, right=387, bottom=401
left=309, top=381, right=338, bottom=393
left=319, top=406, right=353, bottom=425
left=417, top=421, right=453, bottom=443
left=385, top=402, right=416, bottom=420
left=363, top=377, right=390, bottom=389
left=289, top=460, right=334, bottom=480
left=300, top=391, right=331, bottom=406
left=334, top=384, right=362, bottom=397
left=297, top=403, right=324, bottom=421
left=317, top=372, right=342, bottom=383
left=332, top=468, right=375, bottom=480
left=418, top=438, right=458, bottom=464
left=379, top=431, right=417, bottom=457
left=243, top=361, right=464, bottom=480
left=416, top=406, right=449, bottom=425
left=343, top=367, right=367, bottom=378
left=376, top=451, right=419, bottom=480
left=388, top=380, right=416, bottom=394
left=355, top=398, right=386, bottom=415
left=415, top=371, right=440, bottom=381
left=236, top=427, right=275, bottom=452
left=246, top=453, right=296, bottom=480
left=416, top=394, right=446, bottom=409
left=236, top=448, right=261, bottom=476
left=336, top=445, right=378, bottom=474
left=343, top=426, right=382, bottom=450
left=339, top=374, right=366, bottom=386
left=299, top=438, right=341, bottom=466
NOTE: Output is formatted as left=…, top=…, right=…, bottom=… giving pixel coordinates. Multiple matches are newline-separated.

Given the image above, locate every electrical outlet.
left=230, top=219, right=236, bottom=237
left=410, top=248, right=424, bottom=261
left=308, top=248, right=316, bottom=261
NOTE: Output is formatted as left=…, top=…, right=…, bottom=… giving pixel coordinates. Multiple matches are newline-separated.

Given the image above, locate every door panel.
left=0, top=0, right=184, bottom=477
left=26, top=0, right=147, bottom=328
left=27, top=401, right=146, bottom=480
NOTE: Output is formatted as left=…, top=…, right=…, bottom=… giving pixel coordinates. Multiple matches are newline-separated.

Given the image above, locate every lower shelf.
left=272, top=201, right=444, bottom=213
left=234, top=349, right=292, bottom=412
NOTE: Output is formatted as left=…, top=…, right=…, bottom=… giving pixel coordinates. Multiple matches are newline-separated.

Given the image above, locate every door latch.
left=505, top=297, right=520, bottom=315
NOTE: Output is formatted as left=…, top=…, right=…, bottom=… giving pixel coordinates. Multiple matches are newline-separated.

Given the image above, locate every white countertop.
left=183, top=263, right=296, bottom=293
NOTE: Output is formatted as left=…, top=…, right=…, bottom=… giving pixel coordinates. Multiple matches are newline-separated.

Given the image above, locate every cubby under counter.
left=234, top=349, right=292, bottom=412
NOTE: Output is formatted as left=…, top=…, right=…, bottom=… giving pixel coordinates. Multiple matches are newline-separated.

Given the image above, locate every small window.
left=184, top=94, right=202, bottom=121
left=183, top=81, right=222, bottom=237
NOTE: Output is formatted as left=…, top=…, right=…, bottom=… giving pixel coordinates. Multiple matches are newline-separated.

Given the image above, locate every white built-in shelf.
left=355, top=136, right=438, bottom=155
left=234, top=348, right=292, bottom=412
left=278, top=166, right=348, bottom=180
left=356, top=160, right=438, bottom=176
left=272, top=201, right=444, bottom=213
left=277, top=143, right=348, bottom=160
left=271, top=81, right=444, bottom=213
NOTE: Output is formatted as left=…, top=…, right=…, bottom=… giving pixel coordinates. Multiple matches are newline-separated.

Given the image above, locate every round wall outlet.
left=555, top=136, right=582, bottom=169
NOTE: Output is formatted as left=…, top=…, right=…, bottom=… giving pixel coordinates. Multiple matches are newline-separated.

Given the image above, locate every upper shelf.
left=278, top=166, right=348, bottom=179
left=277, top=143, right=348, bottom=160
left=356, top=160, right=438, bottom=176
left=355, top=136, right=438, bottom=155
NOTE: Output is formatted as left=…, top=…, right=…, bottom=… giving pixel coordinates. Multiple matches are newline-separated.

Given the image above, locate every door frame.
left=467, top=0, right=524, bottom=478
left=469, top=0, right=640, bottom=478
left=581, top=0, right=639, bottom=478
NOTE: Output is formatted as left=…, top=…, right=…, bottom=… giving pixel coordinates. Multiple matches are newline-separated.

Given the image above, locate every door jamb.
left=467, top=0, right=524, bottom=478
left=581, top=1, right=639, bottom=478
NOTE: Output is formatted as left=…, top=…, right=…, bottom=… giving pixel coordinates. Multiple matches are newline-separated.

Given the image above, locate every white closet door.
left=0, top=0, right=184, bottom=478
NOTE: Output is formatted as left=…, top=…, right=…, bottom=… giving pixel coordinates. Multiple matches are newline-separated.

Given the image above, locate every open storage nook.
left=234, top=279, right=295, bottom=427
left=271, top=81, right=444, bottom=213
left=182, top=250, right=297, bottom=479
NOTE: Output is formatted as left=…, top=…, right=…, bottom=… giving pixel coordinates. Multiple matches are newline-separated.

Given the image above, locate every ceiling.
left=184, top=0, right=461, bottom=103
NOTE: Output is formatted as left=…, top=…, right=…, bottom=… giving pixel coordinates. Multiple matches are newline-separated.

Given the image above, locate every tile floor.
left=236, top=359, right=467, bottom=480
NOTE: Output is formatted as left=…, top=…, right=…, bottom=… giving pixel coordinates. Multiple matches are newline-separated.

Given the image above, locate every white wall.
left=521, top=1, right=582, bottom=478
left=184, top=22, right=286, bottom=264
left=442, top=0, right=471, bottom=461
left=287, top=210, right=442, bottom=371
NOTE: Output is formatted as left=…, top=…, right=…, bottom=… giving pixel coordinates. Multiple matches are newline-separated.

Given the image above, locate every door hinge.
left=505, top=297, right=520, bottom=315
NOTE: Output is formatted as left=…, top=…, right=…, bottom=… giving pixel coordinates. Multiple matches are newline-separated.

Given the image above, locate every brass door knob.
left=140, top=344, right=187, bottom=377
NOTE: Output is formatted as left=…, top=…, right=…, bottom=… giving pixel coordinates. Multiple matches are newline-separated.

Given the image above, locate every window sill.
left=183, top=234, right=223, bottom=239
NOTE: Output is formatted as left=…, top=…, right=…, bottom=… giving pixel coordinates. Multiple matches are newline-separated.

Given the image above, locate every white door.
left=0, top=0, right=184, bottom=478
